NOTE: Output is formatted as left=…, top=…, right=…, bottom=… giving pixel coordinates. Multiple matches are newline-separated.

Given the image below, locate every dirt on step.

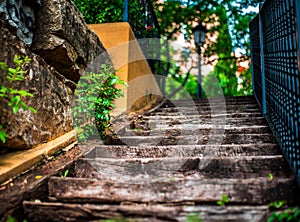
left=0, top=145, right=83, bottom=221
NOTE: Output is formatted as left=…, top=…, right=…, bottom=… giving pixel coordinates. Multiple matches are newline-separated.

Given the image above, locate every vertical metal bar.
left=250, top=22, right=255, bottom=95
left=294, top=0, right=300, bottom=186
left=259, top=13, right=267, bottom=115
left=197, top=46, right=202, bottom=99
left=123, top=0, right=129, bottom=22
left=295, top=0, right=300, bottom=79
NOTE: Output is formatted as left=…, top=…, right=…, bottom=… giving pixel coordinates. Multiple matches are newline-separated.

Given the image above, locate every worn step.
left=154, top=107, right=261, bottom=116
left=122, top=113, right=270, bottom=136
left=145, top=109, right=262, bottom=117
left=23, top=201, right=272, bottom=222
left=163, top=100, right=259, bottom=108
left=109, top=133, right=275, bottom=146
left=141, top=115, right=267, bottom=126
left=146, top=112, right=264, bottom=119
left=162, top=96, right=257, bottom=107
left=140, top=117, right=268, bottom=125
left=157, top=103, right=260, bottom=112
left=121, top=126, right=271, bottom=137
left=127, top=117, right=268, bottom=128
left=48, top=176, right=300, bottom=205
left=74, top=156, right=291, bottom=180
left=84, top=144, right=282, bottom=159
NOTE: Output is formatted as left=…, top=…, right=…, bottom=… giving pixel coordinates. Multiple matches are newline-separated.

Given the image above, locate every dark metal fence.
left=128, top=0, right=161, bottom=39
left=123, top=0, right=161, bottom=76
left=250, top=0, right=300, bottom=185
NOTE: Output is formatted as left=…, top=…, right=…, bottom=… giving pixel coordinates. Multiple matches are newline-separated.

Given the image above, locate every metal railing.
left=250, top=0, right=300, bottom=185
left=127, top=0, right=160, bottom=39
left=123, top=0, right=161, bottom=76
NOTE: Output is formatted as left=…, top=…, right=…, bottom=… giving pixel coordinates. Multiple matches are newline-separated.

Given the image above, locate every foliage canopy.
left=72, top=0, right=264, bottom=97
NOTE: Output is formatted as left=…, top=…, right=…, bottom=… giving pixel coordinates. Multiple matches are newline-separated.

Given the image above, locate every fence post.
left=296, top=0, right=300, bottom=78
left=250, top=22, right=255, bottom=95
left=295, top=0, right=300, bottom=186
left=123, top=0, right=129, bottom=22
left=259, top=13, right=267, bottom=115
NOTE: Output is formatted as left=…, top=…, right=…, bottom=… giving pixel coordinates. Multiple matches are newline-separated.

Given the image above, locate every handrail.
left=123, top=0, right=161, bottom=39
left=123, top=0, right=162, bottom=83
left=250, top=0, right=300, bottom=186
left=123, top=0, right=129, bottom=22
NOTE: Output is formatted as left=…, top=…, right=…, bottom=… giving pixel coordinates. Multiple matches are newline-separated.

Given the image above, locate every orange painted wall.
left=89, top=22, right=161, bottom=116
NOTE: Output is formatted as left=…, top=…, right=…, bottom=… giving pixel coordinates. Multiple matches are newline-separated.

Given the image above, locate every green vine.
left=73, top=64, right=127, bottom=142
left=0, top=54, right=36, bottom=143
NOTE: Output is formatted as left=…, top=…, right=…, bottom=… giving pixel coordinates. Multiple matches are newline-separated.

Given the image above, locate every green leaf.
left=217, top=200, right=224, bottom=206
left=217, top=195, right=229, bottom=206
left=8, top=67, right=17, bottom=75
left=109, top=76, right=119, bottom=85
left=186, top=213, right=203, bottom=222
left=0, top=130, right=7, bottom=143
left=28, top=106, right=37, bottom=114
left=19, top=90, right=33, bottom=97
left=268, top=200, right=286, bottom=209
left=13, top=105, right=19, bottom=114
left=6, top=215, right=17, bottom=222
left=0, top=86, right=8, bottom=94
left=64, top=169, right=69, bottom=177
left=268, top=173, right=273, bottom=180
left=12, top=95, right=21, bottom=104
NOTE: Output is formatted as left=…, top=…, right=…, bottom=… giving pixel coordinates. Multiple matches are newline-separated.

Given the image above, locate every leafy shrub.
left=268, top=207, right=300, bottom=222
left=217, top=194, right=229, bottom=206
left=0, top=54, right=36, bottom=143
left=72, top=0, right=123, bottom=24
left=73, top=64, right=127, bottom=142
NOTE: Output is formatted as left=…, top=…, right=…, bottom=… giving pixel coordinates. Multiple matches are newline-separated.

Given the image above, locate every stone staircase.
left=23, top=96, right=300, bottom=221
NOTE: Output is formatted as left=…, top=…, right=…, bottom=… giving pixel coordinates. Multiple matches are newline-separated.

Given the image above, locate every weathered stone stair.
left=23, top=96, right=300, bottom=221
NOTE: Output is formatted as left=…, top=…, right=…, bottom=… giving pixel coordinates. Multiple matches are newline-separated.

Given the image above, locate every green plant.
left=269, top=173, right=274, bottom=181
left=6, top=216, right=28, bottom=222
left=217, top=194, right=229, bottom=206
left=104, top=219, right=129, bottom=222
left=73, top=64, right=127, bottom=142
left=269, top=201, right=286, bottom=209
left=0, top=54, right=36, bottom=143
left=186, top=213, right=204, bottom=222
left=60, top=169, right=69, bottom=178
left=6, top=216, right=17, bottom=222
left=268, top=207, right=300, bottom=222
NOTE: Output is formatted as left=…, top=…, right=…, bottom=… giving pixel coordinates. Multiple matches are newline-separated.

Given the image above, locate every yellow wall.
left=88, top=23, right=161, bottom=116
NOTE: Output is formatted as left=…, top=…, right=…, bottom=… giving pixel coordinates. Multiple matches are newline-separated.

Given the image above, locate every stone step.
left=145, top=112, right=264, bottom=119
left=155, top=107, right=261, bottom=115
left=23, top=202, right=272, bottom=222
left=163, top=100, right=259, bottom=108
left=162, top=96, right=257, bottom=106
left=138, top=117, right=268, bottom=125
left=74, top=156, right=291, bottom=180
left=148, top=110, right=263, bottom=117
left=84, top=144, right=282, bottom=159
left=47, top=176, right=300, bottom=205
left=109, top=133, right=275, bottom=146
left=121, top=126, right=271, bottom=137
left=127, top=116, right=266, bottom=123
left=126, top=118, right=268, bottom=130
left=158, top=103, right=260, bottom=111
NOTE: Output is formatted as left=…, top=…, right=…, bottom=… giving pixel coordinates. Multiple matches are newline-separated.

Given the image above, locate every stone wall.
left=0, top=0, right=106, bottom=149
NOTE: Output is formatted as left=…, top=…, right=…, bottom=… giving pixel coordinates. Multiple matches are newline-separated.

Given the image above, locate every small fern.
left=0, top=54, right=36, bottom=143
left=73, top=64, right=127, bottom=142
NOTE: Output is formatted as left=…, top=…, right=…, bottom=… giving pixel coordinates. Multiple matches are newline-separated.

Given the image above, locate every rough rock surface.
left=31, top=0, right=105, bottom=82
left=0, top=0, right=106, bottom=149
